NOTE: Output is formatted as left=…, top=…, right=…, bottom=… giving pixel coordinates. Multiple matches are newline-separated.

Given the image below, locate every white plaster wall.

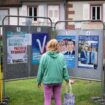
left=9, top=8, right=18, bottom=25
left=73, top=2, right=89, bottom=29
left=72, top=2, right=83, bottom=20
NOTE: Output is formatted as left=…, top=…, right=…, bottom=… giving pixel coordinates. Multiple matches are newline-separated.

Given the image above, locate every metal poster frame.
left=1, top=15, right=53, bottom=101
left=54, top=20, right=105, bottom=104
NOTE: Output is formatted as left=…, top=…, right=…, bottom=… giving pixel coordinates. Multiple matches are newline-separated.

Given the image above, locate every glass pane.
left=54, top=10, right=58, bottom=17
left=97, top=7, right=100, bottom=20
left=48, top=10, right=53, bottom=17
left=92, top=7, right=95, bottom=20
left=48, top=5, right=59, bottom=22
left=29, top=7, right=32, bottom=16
left=34, top=7, right=37, bottom=21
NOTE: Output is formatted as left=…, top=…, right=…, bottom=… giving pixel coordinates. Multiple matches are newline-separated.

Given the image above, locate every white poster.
left=7, top=32, right=30, bottom=64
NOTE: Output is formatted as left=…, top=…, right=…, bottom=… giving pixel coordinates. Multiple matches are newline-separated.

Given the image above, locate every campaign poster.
left=57, top=35, right=75, bottom=68
left=7, top=32, right=29, bottom=64
left=32, top=33, right=49, bottom=64
left=78, top=35, right=99, bottom=69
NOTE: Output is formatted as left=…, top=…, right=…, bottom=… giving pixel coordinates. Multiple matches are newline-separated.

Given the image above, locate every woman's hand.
left=38, top=83, right=41, bottom=88
left=69, top=79, right=74, bottom=84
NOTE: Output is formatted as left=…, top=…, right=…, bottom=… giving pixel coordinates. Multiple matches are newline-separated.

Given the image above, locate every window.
left=91, top=5, right=102, bottom=20
left=28, top=7, right=37, bottom=21
left=48, top=5, right=59, bottom=23
left=0, top=10, right=8, bottom=25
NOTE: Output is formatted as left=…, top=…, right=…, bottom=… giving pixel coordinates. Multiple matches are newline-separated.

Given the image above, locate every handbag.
left=64, top=82, right=75, bottom=105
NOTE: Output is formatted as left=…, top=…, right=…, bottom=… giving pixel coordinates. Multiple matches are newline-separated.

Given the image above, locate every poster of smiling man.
left=57, top=35, right=75, bottom=68
left=78, top=35, right=99, bottom=69
left=32, top=33, right=49, bottom=64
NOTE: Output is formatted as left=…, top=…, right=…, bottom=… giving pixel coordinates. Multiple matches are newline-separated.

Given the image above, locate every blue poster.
left=32, top=33, right=49, bottom=64
left=57, top=35, right=75, bottom=68
left=78, top=35, right=99, bottom=69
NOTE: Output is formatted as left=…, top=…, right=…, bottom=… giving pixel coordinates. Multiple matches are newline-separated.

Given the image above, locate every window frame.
left=90, top=4, right=103, bottom=21
left=28, top=6, right=38, bottom=21
left=47, top=5, right=60, bottom=23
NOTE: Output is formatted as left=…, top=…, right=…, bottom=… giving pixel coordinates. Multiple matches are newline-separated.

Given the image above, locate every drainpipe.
left=64, top=0, right=67, bottom=29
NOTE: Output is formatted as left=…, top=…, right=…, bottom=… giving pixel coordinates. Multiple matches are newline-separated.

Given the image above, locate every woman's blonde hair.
left=46, top=39, right=58, bottom=51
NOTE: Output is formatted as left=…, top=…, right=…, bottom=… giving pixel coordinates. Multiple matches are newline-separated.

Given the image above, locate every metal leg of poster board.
left=91, top=23, right=105, bottom=105
left=103, top=64, right=105, bottom=100
left=91, top=65, right=105, bottom=105
left=1, top=38, right=10, bottom=105
left=0, top=53, right=9, bottom=105
left=27, top=23, right=31, bottom=78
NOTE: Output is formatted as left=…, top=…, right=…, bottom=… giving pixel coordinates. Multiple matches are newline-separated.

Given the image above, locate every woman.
left=37, top=39, right=70, bottom=105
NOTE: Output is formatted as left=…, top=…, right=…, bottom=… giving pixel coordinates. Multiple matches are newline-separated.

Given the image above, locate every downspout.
left=64, top=0, right=67, bottom=29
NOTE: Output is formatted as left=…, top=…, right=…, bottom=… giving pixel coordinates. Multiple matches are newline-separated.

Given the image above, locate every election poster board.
left=32, top=33, right=49, bottom=64
left=7, top=32, right=30, bottom=64
left=78, top=35, right=99, bottom=69
left=57, top=35, right=76, bottom=68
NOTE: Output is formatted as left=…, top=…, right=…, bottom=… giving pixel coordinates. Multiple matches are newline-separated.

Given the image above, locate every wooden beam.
left=0, top=0, right=22, bottom=7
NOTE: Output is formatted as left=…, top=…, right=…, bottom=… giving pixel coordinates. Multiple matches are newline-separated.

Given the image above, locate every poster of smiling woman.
left=57, top=35, right=76, bottom=68
left=78, top=35, right=99, bottom=69
left=7, top=32, right=29, bottom=64
left=32, top=33, right=49, bottom=64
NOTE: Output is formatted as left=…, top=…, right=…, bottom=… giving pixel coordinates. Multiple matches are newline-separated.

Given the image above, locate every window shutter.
left=83, top=4, right=90, bottom=20
left=0, top=10, right=8, bottom=25
left=38, top=5, right=44, bottom=17
left=48, top=5, right=59, bottom=22
left=19, top=5, right=27, bottom=25
left=38, top=5, right=45, bottom=22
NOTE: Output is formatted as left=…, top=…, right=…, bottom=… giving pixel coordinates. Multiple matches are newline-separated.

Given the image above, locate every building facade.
left=66, top=0, right=105, bottom=29
left=0, top=0, right=66, bottom=28
left=1, top=0, right=105, bottom=30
